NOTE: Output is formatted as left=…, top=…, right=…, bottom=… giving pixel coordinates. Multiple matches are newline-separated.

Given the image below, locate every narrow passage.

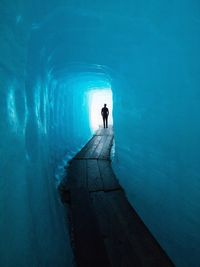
left=60, top=127, right=175, bottom=267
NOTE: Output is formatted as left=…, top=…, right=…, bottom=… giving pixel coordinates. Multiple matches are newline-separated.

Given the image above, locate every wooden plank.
left=95, top=128, right=102, bottom=136
left=90, top=191, right=141, bottom=267
left=85, top=136, right=102, bottom=158
left=98, top=160, right=120, bottom=191
left=96, top=127, right=113, bottom=136
left=70, top=187, right=111, bottom=267
left=76, top=127, right=113, bottom=159
left=90, top=192, right=122, bottom=267
left=75, top=137, right=96, bottom=159
left=67, top=159, right=87, bottom=188
left=142, top=257, right=176, bottom=267
left=105, top=191, right=175, bottom=266
left=106, top=127, right=113, bottom=136
left=87, top=160, right=104, bottom=192
left=92, top=135, right=107, bottom=159
left=99, top=135, right=113, bottom=160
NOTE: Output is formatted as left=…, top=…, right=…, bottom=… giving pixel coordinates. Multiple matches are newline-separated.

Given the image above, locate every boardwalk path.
left=60, top=127, right=174, bottom=267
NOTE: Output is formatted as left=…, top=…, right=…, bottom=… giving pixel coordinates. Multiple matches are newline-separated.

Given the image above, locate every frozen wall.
left=110, top=3, right=200, bottom=267
left=0, top=1, right=200, bottom=267
left=0, top=1, right=92, bottom=266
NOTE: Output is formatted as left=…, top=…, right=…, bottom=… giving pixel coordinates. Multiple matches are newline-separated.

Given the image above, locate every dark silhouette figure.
left=101, top=104, right=109, bottom=128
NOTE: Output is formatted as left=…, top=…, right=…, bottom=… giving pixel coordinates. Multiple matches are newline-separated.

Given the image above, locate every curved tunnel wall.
left=0, top=1, right=200, bottom=267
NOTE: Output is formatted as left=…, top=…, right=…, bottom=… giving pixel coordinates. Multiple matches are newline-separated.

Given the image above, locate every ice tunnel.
left=0, top=1, right=200, bottom=267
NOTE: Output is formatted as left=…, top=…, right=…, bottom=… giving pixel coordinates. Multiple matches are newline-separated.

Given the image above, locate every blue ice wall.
left=0, top=1, right=200, bottom=267
left=0, top=1, right=92, bottom=266
left=111, top=3, right=200, bottom=267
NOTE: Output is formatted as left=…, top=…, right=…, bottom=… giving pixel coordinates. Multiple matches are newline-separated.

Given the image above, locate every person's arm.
left=101, top=108, right=103, bottom=116
left=107, top=109, right=109, bottom=116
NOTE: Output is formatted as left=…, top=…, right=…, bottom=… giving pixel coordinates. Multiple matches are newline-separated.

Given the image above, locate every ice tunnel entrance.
left=88, top=88, right=113, bottom=132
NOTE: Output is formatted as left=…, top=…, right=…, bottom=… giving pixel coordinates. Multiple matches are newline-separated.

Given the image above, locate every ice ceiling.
left=0, top=1, right=200, bottom=267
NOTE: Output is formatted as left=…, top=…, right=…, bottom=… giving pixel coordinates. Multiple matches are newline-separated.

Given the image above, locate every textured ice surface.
left=0, top=1, right=200, bottom=267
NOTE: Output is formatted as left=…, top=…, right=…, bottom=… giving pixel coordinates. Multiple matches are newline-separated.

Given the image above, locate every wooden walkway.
left=60, top=127, right=174, bottom=267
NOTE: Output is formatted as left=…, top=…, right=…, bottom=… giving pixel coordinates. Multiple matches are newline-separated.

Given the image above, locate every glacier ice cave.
left=0, top=1, right=200, bottom=267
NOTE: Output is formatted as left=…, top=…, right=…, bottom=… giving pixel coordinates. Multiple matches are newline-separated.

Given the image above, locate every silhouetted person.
left=101, top=104, right=109, bottom=128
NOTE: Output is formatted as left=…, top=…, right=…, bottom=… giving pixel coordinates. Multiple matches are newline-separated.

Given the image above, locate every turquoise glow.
left=0, top=1, right=200, bottom=267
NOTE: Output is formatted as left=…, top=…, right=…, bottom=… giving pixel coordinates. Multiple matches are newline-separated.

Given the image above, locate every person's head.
left=104, top=104, right=107, bottom=107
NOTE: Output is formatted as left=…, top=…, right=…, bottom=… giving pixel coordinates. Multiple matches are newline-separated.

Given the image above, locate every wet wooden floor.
left=60, top=127, right=175, bottom=267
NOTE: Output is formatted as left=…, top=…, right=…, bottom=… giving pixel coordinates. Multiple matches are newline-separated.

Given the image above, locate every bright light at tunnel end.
left=88, top=88, right=113, bottom=132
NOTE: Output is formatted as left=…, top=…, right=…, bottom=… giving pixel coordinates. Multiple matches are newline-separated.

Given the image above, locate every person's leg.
left=106, top=116, right=108, bottom=128
left=103, top=117, right=105, bottom=128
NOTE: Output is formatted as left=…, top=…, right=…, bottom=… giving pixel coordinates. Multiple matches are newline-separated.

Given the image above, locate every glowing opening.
left=88, top=88, right=113, bottom=132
